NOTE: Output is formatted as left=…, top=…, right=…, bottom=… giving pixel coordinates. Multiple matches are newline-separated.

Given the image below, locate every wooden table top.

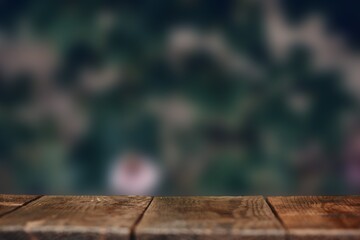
left=0, top=195, right=359, bottom=239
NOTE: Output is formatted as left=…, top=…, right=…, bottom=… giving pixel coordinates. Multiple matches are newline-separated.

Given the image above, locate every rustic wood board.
left=0, top=195, right=152, bottom=240
left=267, top=196, right=360, bottom=240
left=0, top=194, right=39, bottom=216
left=135, top=196, right=285, bottom=240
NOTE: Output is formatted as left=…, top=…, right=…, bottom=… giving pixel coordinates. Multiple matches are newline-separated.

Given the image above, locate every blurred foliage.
left=0, top=0, right=359, bottom=195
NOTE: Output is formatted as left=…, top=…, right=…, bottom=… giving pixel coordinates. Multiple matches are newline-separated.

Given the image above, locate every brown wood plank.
left=0, top=194, right=39, bottom=216
left=0, top=195, right=152, bottom=240
left=268, top=196, right=360, bottom=240
left=135, top=196, right=285, bottom=240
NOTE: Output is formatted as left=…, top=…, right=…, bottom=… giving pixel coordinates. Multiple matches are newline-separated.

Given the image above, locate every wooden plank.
left=0, top=195, right=152, bottom=240
left=135, top=196, right=285, bottom=240
left=0, top=195, right=39, bottom=216
left=267, top=196, right=360, bottom=240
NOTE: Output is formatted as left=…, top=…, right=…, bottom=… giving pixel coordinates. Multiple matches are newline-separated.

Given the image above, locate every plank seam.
left=0, top=195, right=43, bottom=219
left=265, top=197, right=289, bottom=240
left=130, top=196, right=154, bottom=240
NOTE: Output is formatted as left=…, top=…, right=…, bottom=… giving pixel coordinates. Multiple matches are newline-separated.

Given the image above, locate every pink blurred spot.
left=109, top=153, right=161, bottom=195
left=344, top=132, right=360, bottom=189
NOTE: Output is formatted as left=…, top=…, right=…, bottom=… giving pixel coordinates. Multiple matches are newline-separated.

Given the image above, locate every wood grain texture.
left=0, top=195, right=152, bottom=240
left=268, top=196, right=360, bottom=240
left=0, top=195, right=39, bottom=216
left=135, top=196, right=285, bottom=240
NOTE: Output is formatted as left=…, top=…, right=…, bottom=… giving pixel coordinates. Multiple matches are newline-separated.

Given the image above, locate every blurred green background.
left=0, top=0, right=359, bottom=195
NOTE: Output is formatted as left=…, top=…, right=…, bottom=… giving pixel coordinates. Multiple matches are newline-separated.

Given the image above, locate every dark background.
left=0, top=0, right=359, bottom=195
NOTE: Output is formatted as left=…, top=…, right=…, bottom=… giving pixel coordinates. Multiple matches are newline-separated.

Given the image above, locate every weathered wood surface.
left=135, top=196, right=285, bottom=240
left=267, top=196, right=360, bottom=240
left=0, top=195, right=152, bottom=240
left=0, top=194, right=39, bottom=216
left=0, top=195, right=359, bottom=239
